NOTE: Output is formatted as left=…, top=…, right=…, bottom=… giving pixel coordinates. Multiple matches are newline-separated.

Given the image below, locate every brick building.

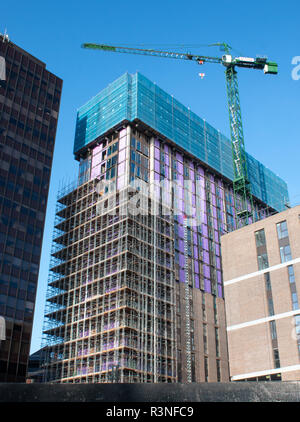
left=222, top=205, right=300, bottom=381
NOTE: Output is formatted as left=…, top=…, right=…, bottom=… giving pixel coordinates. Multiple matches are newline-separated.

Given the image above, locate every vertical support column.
left=183, top=216, right=192, bottom=383
left=124, top=125, right=131, bottom=186
left=149, top=136, right=158, bottom=382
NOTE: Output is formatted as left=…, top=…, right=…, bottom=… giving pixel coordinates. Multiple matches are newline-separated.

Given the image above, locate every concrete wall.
left=0, top=382, right=299, bottom=402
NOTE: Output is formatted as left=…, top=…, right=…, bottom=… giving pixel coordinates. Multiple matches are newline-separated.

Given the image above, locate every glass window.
left=258, top=253, right=269, bottom=270
left=255, top=229, right=266, bottom=247
left=280, top=245, right=292, bottom=263
left=270, top=320, right=277, bottom=340
left=204, top=357, right=209, bottom=382
left=264, top=273, right=271, bottom=290
left=191, top=354, right=196, bottom=382
left=203, top=323, right=208, bottom=354
left=177, top=350, right=182, bottom=382
left=276, top=220, right=289, bottom=240
left=295, top=315, right=300, bottom=336
left=268, top=298, right=274, bottom=316
left=292, top=293, right=299, bottom=310
left=288, top=265, right=295, bottom=283
left=273, top=349, right=280, bottom=368
left=216, top=360, right=221, bottom=382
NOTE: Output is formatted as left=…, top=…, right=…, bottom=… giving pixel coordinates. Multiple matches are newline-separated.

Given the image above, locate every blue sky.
left=2, top=0, right=299, bottom=353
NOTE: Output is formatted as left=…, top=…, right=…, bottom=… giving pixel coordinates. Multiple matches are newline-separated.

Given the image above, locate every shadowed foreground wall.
left=0, top=382, right=299, bottom=402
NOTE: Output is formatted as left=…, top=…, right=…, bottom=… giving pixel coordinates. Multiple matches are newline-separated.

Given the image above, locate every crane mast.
left=82, top=42, right=277, bottom=228
left=225, top=64, right=253, bottom=225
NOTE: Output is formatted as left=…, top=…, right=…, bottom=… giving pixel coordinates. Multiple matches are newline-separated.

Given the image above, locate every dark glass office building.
left=0, top=34, right=62, bottom=381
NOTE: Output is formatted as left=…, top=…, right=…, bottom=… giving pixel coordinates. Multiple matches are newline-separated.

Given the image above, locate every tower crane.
left=82, top=41, right=277, bottom=383
left=81, top=42, right=278, bottom=228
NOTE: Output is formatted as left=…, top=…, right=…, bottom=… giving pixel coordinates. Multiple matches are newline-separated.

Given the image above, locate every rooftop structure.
left=74, top=72, right=288, bottom=214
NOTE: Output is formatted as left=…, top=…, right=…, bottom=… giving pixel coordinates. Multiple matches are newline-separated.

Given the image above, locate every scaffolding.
left=42, top=178, right=176, bottom=383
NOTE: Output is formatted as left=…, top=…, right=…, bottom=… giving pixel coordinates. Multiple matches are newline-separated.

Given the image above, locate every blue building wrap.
left=74, top=72, right=288, bottom=211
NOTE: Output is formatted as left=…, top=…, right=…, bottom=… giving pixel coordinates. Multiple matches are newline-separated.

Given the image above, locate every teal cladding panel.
left=74, top=72, right=288, bottom=211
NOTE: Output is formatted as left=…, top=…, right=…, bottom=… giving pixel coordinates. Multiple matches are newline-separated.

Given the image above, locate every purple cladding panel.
left=194, top=260, right=199, bottom=274
left=179, top=253, right=185, bottom=268
left=212, top=194, right=216, bottom=207
left=203, top=264, right=210, bottom=277
left=91, top=165, right=100, bottom=179
left=202, top=237, right=209, bottom=251
left=193, top=245, right=198, bottom=260
left=178, top=225, right=184, bottom=239
left=203, top=251, right=210, bottom=266
left=92, top=152, right=102, bottom=167
left=193, top=232, right=197, bottom=245
left=179, top=268, right=185, bottom=282
left=179, top=198, right=184, bottom=212
left=214, top=229, right=219, bottom=243
left=217, top=270, right=222, bottom=283
left=154, top=171, right=160, bottom=181
left=164, top=146, right=169, bottom=166
left=178, top=174, right=184, bottom=186
left=155, top=138, right=160, bottom=148
left=215, top=243, right=220, bottom=256
left=213, top=218, right=218, bottom=230
left=154, top=147, right=160, bottom=160
left=119, top=135, right=126, bottom=150
left=118, top=162, right=125, bottom=176
left=178, top=239, right=184, bottom=253
left=93, top=144, right=103, bottom=155
left=176, top=152, right=183, bottom=162
left=216, top=257, right=221, bottom=270
left=204, top=278, right=211, bottom=293
left=202, top=224, right=208, bottom=238
left=197, top=165, right=204, bottom=176
left=154, top=159, right=160, bottom=172
left=118, top=148, right=126, bottom=163
left=177, top=161, right=183, bottom=174
left=154, top=184, right=160, bottom=200
left=217, top=284, right=223, bottom=298
left=177, top=214, right=184, bottom=225
left=194, top=274, right=199, bottom=289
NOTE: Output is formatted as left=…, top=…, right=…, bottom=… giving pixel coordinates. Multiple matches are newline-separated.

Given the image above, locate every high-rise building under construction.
left=42, top=72, right=288, bottom=383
